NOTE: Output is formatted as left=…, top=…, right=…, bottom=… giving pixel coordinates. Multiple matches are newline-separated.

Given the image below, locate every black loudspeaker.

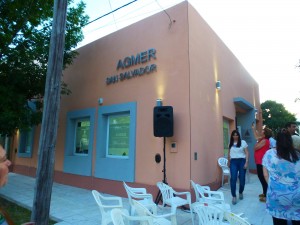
left=153, top=106, right=173, bottom=137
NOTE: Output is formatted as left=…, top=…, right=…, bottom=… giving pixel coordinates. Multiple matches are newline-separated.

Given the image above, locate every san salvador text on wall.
left=106, top=48, right=157, bottom=85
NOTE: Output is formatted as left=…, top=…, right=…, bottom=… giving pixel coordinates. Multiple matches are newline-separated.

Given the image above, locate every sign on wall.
left=106, top=48, right=157, bottom=85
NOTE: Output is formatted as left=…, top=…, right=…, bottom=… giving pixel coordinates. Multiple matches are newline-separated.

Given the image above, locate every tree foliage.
left=0, top=0, right=89, bottom=135
left=261, top=100, right=297, bottom=134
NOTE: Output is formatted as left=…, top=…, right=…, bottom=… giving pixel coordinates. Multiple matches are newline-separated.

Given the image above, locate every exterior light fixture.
left=216, top=80, right=221, bottom=90
left=156, top=98, right=163, bottom=106
left=98, top=98, right=103, bottom=105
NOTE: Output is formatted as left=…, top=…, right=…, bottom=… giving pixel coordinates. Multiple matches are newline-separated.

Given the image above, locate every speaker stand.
left=155, top=137, right=167, bottom=204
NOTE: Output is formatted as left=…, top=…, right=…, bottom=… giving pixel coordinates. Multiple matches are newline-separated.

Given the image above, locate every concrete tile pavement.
left=0, top=173, right=273, bottom=225
left=218, top=175, right=272, bottom=225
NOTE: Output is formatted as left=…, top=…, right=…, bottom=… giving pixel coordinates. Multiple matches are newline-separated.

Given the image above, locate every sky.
left=74, top=0, right=300, bottom=120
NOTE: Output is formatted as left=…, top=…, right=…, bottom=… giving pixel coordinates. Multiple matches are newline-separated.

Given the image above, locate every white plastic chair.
left=156, top=182, right=194, bottom=225
left=123, top=181, right=157, bottom=215
left=224, top=211, right=251, bottom=225
left=192, top=181, right=231, bottom=212
left=192, top=203, right=227, bottom=225
left=92, top=190, right=126, bottom=225
left=111, top=208, right=151, bottom=225
left=132, top=199, right=177, bottom=225
left=190, top=180, right=210, bottom=203
left=218, top=157, right=230, bottom=186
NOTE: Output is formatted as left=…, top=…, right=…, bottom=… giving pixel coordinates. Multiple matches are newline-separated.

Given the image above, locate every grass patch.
left=0, top=196, right=56, bottom=224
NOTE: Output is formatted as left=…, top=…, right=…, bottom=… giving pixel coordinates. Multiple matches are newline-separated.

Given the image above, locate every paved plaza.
left=0, top=173, right=273, bottom=224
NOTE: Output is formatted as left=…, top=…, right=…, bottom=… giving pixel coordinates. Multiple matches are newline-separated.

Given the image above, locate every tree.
left=261, top=100, right=297, bottom=134
left=0, top=0, right=89, bottom=136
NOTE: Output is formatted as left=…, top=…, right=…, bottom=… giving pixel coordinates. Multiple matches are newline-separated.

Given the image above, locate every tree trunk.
left=31, top=0, right=67, bottom=224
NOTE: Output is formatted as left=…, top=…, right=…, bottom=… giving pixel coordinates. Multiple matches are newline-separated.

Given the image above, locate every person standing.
left=228, top=130, right=249, bottom=205
left=252, top=124, right=273, bottom=202
left=262, top=129, right=300, bottom=225
left=285, top=122, right=298, bottom=136
left=285, top=122, right=300, bottom=151
left=269, top=136, right=277, bottom=149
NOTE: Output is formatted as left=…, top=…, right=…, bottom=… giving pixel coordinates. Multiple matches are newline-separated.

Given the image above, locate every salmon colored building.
left=8, top=2, right=262, bottom=197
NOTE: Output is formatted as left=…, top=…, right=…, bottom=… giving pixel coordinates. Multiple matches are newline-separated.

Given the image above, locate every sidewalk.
left=0, top=173, right=272, bottom=225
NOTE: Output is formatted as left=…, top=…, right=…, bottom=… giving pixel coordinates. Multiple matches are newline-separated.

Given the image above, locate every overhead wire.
left=154, top=0, right=173, bottom=29
left=108, top=0, right=118, bottom=30
left=83, top=1, right=157, bottom=34
left=83, top=0, right=177, bottom=36
left=84, top=0, right=138, bottom=26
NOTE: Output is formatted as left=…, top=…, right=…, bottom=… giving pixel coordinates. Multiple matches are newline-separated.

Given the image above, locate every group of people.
left=1, top=123, right=299, bottom=225
left=227, top=122, right=300, bottom=225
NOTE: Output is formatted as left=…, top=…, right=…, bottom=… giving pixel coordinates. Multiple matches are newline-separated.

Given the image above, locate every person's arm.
left=252, top=123, right=262, bottom=141
left=227, top=148, right=230, bottom=167
left=254, top=139, right=266, bottom=151
left=263, top=166, right=269, bottom=184
left=244, top=147, right=249, bottom=169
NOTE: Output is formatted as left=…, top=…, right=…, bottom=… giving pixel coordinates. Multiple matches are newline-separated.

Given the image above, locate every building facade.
left=8, top=2, right=261, bottom=197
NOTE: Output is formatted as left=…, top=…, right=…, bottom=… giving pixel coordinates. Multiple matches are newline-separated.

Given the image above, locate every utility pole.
left=31, top=0, right=67, bottom=224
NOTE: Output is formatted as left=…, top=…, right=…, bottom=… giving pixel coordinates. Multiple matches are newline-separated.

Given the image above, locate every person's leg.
left=260, top=164, right=268, bottom=196
left=230, top=159, right=238, bottom=197
left=273, top=217, right=288, bottom=225
left=238, top=158, right=246, bottom=195
left=257, top=164, right=268, bottom=196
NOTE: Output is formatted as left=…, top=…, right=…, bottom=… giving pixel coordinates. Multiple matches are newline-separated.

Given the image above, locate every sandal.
left=259, top=197, right=266, bottom=202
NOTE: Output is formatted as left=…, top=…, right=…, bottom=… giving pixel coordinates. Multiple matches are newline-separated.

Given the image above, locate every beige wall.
left=187, top=3, right=260, bottom=185
left=11, top=2, right=261, bottom=193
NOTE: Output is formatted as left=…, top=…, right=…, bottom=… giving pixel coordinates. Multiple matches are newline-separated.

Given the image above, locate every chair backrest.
left=156, top=182, right=175, bottom=204
left=218, top=157, right=230, bottom=174
left=225, top=212, right=251, bottom=225
left=132, top=199, right=152, bottom=216
left=132, top=200, right=176, bottom=225
left=191, top=180, right=212, bottom=203
left=92, top=190, right=122, bottom=216
left=111, top=209, right=126, bottom=225
left=190, top=180, right=200, bottom=202
left=218, top=157, right=228, bottom=168
left=193, top=203, right=224, bottom=225
left=123, top=181, right=156, bottom=215
left=111, top=205, right=152, bottom=225
left=194, top=184, right=228, bottom=209
left=92, top=190, right=105, bottom=214
left=194, top=183, right=206, bottom=199
left=123, top=181, right=134, bottom=205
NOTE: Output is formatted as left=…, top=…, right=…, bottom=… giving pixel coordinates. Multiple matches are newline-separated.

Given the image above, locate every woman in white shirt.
left=228, top=130, right=249, bottom=205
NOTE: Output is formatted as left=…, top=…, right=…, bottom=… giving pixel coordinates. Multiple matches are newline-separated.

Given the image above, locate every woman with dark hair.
left=228, top=130, right=249, bottom=205
left=262, top=129, right=300, bottom=225
left=252, top=124, right=273, bottom=202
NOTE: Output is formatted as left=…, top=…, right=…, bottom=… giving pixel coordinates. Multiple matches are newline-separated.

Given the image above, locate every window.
left=64, top=108, right=96, bottom=176
left=18, top=127, right=34, bottom=157
left=223, top=119, right=230, bottom=157
left=74, top=119, right=90, bottom=155
left=106, top=114, right=130, bottom=158
left=95, top=102, right=136, bottom=182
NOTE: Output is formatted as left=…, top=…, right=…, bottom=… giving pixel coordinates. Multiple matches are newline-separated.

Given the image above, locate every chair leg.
left=171, top=215, right=177, bottom=225
left=190, top=205, right=194, bottom=225
left=171, top=205, right=177, bottom=214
